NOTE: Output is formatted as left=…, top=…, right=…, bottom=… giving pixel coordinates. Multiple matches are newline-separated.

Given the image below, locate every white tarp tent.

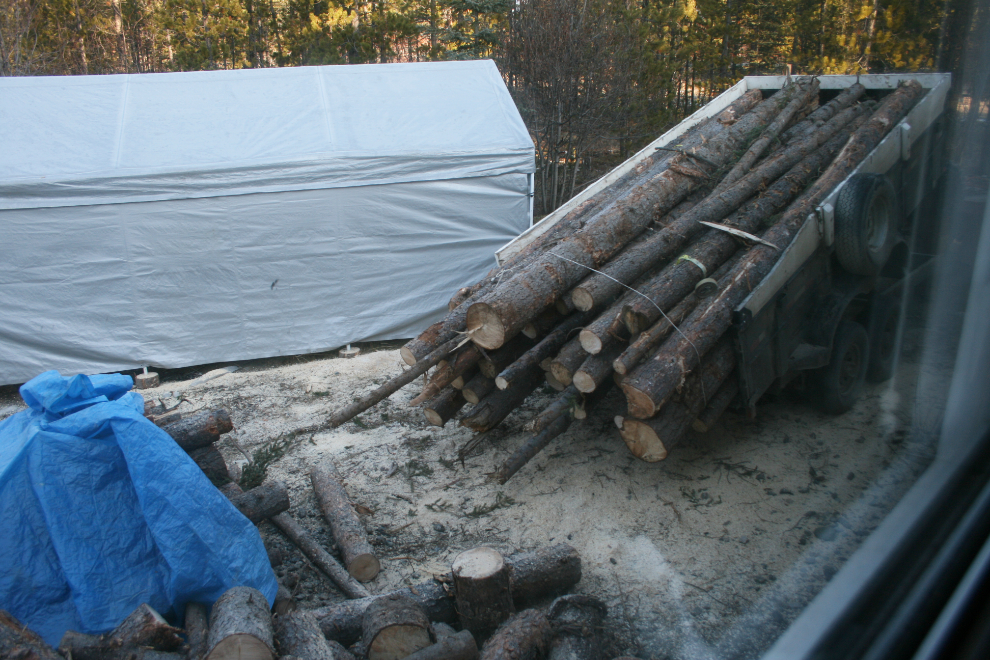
left=0, top=60, right=534, bottom=385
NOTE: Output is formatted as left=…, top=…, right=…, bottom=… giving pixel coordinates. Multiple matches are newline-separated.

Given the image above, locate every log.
left=274, top=583, right=297, bottom=617
left=205, top=587, right=275, bottom=660
left=185, top=602, right=210, bottom=660
left=450, top=366, right=476, bottom=390
left=461, top=366, right=544, bottom=432
left=411, top=346, right=481, bottom=406
left=495, top=312, right=591, bottom=390
left=461, top=374, right=497, bottom=406
left=572, top=343, right=624, bottom=394
left=577, top=292, right=633, bottom=355
left=544, top=371, right=566, bottom=391
left=449, top=287, right=476, bottom=312
left=451, top=548, right=515, bottom=639
left=229, top=481, right=291, bottom=523
left=1, top=611, right=59, bottom=660
left=693, top=379, right=739, bottom=433
left=275, top=611, right=348, bottom=660
left=526, top=386, right=581, bottom=434
left=548, top=595, right=608, bottom=660
left=614, top=285, right=707, bottom=377
left=361, top=594, right=434, bottom=660
left=780, top=83, right=866, bottom=144
left=621, top=81, right=923, bottom=418
left=163, top=409, right=233, bottom=452
left=522, top=308, right=562, bottom=339
left=311, top=463, right=381, bottom=582
left=549, top=338, right=588, bottom=387
left=619, top=111, right=869, bottom=336
left=479, top=610, right=551, bottom=660
left=271, top=512, right=371, bottom=599
left=402, top=631, right=478, bottom=660
left=188, top=445, right=230, bottom=485
left=464, top=91, right=779, bottom=350
left=424, top=387, right=468, bottom=427
left=401, top=320, right=447, bottom=366
left=112, top=603, right=184, bottom=651
left=478, top=335, right=535, bottom=379
left=548, top=100, right=869, bottom=332
left=313, top=544, right=581, bottom=647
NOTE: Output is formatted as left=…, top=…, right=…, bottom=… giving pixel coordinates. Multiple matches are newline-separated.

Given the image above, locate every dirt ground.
left=0, top=316, right=946, bottom=660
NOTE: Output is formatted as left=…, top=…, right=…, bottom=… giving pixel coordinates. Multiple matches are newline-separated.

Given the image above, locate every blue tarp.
left=0, top=371, right=278, bottom=645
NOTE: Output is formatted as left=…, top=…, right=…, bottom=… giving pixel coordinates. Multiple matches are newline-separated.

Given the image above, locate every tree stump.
left=311, top=463, right=381, bottom=582
left=452, top=547, right=515, bottom=640
left=361, top=594, right=434, bottom=660
left=206, top=587, right=275, bottom=660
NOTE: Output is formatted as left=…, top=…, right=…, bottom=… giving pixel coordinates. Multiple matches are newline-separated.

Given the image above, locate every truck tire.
left=809, top=320, right=869, bottom=414
left=834, top=174, right=899, bottom=276
left=866, top=295, right=900, bottom=382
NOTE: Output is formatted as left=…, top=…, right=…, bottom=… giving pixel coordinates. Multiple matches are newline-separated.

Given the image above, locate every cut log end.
left=452, top=546, right=505, bottom=580
left=577, top=329, right=603, bottom=355
left=621, top=384, right=658, bottom=419
left=572, top=371, right=597, bottom=394
left=521, top=324, right=538, bottom=339
left=545, top=372, right=566, bottom=391
left=208, top=634, right=274, bottom=660
left=494, top=376, right=509, bottom=390
left=465, top=304, right=505, bottom=350
left=424, top=410, right=445, bottom=426
left=617, top=419, right=668, bottom=462
left=570, top=288, right=595, bottom=312
left=400, top=347, right=418, bottom=366
left=370, top=625, right=432, bottom=660
left=350, top=553, right=383, bottom=582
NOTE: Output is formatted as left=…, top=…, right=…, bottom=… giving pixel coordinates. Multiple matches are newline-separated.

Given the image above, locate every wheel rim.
left=838, top=342, right=862, bottom=394
left=867, top=194, right=891, bottom=253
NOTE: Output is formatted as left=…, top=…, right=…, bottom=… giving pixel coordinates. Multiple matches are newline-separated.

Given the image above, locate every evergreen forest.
left=1, top=0, right=974, bottom=213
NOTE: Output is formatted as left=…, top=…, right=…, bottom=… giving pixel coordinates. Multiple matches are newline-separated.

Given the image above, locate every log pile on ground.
left=313, top=78, right=925, bottom=482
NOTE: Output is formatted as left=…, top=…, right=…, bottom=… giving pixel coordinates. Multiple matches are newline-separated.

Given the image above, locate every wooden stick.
left=162, top=409, right=233, bottom=452
left=311, top=463, right=381, bottom=582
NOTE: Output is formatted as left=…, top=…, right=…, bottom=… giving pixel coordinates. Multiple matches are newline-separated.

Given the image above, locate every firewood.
left=693, top=379, right=739, bottom=433
left=549, top=337, right=588, bottom=387
left=402, top=630, right=478, bottom=660
left=452, top=548, right=515, bottom=640
left=228, top=481, right=291, bottom=523
left=162, top=409, right=233, bottom=452
left=424, top=387, right=468, bottom=427
left=313, top=544, right=582, bottom=647
left=548, top=595, right=608, bottom=660
left=221, top=483, right=369, bottom=599
left=619, top=111, right=869, bottom=336
left=479, top=610, right=551, bottom=660
left=464, top=91, right=778, bottom=350
left=205, top=587, right=274, bottom=660
left=461, top=366, right=544, bottom=432
left=361, top=594, right=434, bottom=660
left=185, top=602, right=210, bottom=660
left=572, top=343, right=624, bottom=394
left=780, top=82, right=866, bottom=144
left=544, top=371, right=566, bottom=391
left=275, top=611, right=349, bottom=660
left=621, top=81, right=923, bottom=418
left=1, top=611, right=59, bottom=660
left=618, top=343, right=735, bottom=460
left=449, top=287, right=476, bottom=312
left=188, top=445, right=230, bottom=485
left=495, top=312, right=592, bottom=390
left=461, top=374, right=496, bottom=405
left=478, top=335, right=535, bottom=379
left=410, top=346, right=481, bottom=406
left=311, top=463, right=381, bottom=582
left=526, top=386, right=581, bottom=433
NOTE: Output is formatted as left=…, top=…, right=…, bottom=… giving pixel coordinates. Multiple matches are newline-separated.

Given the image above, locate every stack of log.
left=311, top=77, right=925, bottom=482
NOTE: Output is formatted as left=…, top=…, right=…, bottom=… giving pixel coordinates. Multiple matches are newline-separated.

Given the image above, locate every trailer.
left=496, top=73, right=951, bottom=419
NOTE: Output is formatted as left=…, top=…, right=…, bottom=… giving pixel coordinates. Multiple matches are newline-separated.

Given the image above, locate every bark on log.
left=361, top=594, right=434, bottom=660
left=424, top=387, right=468, bottom=428
left=522, top=308, right=562, bottom=339
left=496, top=312, right=592, bottom=390
left=692, top=379, right=739, bottom=433
left=275, top=611, right=349, bottom=660
left=449, top=288, right=475, bottom=312
left=619, top=111, right=868, bottom=336
left=311, top=463, right=381, bottom=582
left=461, top=366, right=544, bottom=432
left=185, top=602, right=209, bottom=660
left=548, top=595, right=608, bottom=660
left=549, top=338, right=588, bottom=387
left=780, top=83, right=866, bottom=144
left=548, top=101, right=868, bottom=334
left=188, top=445, right=230, bottom=485
left=411, top=346, right=481, bottom=406
left=478, top=335, right=535, bottom=379
left=113, top=603, right=185, bottom=650
left=228, top=481, right=291, bottom=523
left=461, top=374, right=497, bottom=406
left=572, top=343, right=624, bottom=394
left=163, top=409, right=233, bottom=452
left=621, top=81, right=923, bottom=418
left=1, top=611, right=59, bottom=660
left=464, top=91, right=778, bottom=350
left=479, top=610, right=551, bottom=660
left=402, top=631, right=478, bottom=660
left=270, top=511, right=371, bottom=599
left=545, top=372, right=566, bottom=391
left=618, top=344, right=735, bottom=460
left=577, top=292, right=633, bottom=355
left=401, top=320, right=447, bottom=366
left=614, top=287, right=705, bottom=376
left=205, top=587, right=275, bottom=660
left=274, top=584, right=297, bottom=617
left=526, top=386, right=581, bottom=433
left=452, top=547, right=515, bottom=640
left=313, top=544, right=581, bottom=647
